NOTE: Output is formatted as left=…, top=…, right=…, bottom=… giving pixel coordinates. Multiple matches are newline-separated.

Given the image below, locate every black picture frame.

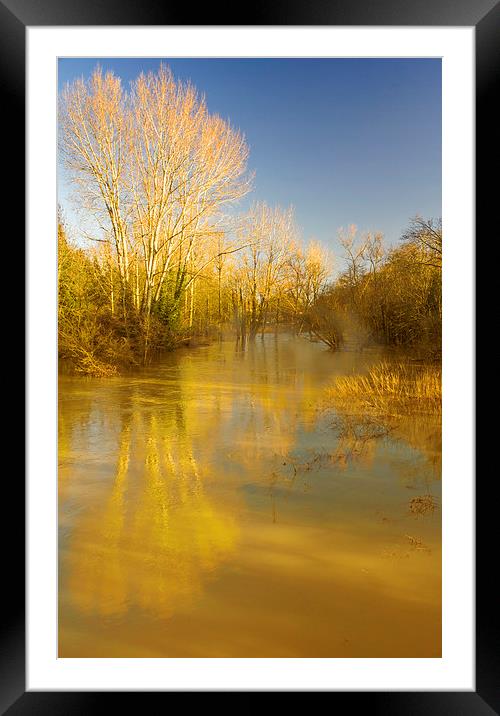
left=3, top=0, right=489, bottom=711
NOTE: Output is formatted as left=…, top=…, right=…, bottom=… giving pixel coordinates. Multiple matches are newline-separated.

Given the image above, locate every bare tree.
left=237, top=203, right=297, bottom=336
left=59, top=68, right=131, bottom=313
left=364, top=232, right=385, bottom=275
left=338, top=225, right=368, bottom=286
left=60, top=64, right=252, bottom=327
left=128, top=66, right=251, bottom=316
left=401, top=216, right=442, bottom=268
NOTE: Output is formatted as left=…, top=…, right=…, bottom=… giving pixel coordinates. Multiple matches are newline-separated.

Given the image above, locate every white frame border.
left=27, top=26, right=474, bottom=691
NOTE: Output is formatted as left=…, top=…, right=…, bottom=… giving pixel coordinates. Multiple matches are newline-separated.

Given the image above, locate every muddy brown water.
left=58, top=334, right=441, bottom=657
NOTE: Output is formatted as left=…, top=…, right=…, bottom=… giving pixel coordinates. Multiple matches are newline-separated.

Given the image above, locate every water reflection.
left=62, top=405, right=238, bottom=621
left=59, top=335, right=441, bottom=657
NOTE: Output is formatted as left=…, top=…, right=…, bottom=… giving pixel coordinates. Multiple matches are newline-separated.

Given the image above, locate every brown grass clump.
left=328, top=361, right=441, bottom=418
left=409, top=494, right=438, bottom=516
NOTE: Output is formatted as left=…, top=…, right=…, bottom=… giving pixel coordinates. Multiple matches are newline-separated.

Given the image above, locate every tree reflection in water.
left=59, top=336, right=441, bottom=657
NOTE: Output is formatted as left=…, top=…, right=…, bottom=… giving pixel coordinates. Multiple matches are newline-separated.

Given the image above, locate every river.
left=58, top=333, right=441, bottom=657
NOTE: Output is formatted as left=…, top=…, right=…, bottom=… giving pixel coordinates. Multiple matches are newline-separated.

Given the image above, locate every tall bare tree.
left=59, top=68, right=131, bottom=313
left=128, top=66, right=251, bottom=316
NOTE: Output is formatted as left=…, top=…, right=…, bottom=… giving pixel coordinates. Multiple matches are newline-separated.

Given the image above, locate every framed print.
left=2, top=0, right=491, bottom=710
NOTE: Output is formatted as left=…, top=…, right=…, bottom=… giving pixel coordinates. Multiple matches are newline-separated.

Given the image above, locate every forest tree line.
left=58, top=66, right=441, bottom=375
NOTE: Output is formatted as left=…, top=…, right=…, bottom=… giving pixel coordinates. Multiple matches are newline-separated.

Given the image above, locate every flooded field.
left=58, top=334, right=441, bottom=657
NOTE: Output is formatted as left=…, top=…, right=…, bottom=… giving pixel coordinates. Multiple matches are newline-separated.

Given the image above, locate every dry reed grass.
left=328, top=361, right=441, bottom=417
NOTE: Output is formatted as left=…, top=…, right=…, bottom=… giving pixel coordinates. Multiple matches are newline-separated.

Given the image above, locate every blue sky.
left=58, top=58, right=441, bottom=256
